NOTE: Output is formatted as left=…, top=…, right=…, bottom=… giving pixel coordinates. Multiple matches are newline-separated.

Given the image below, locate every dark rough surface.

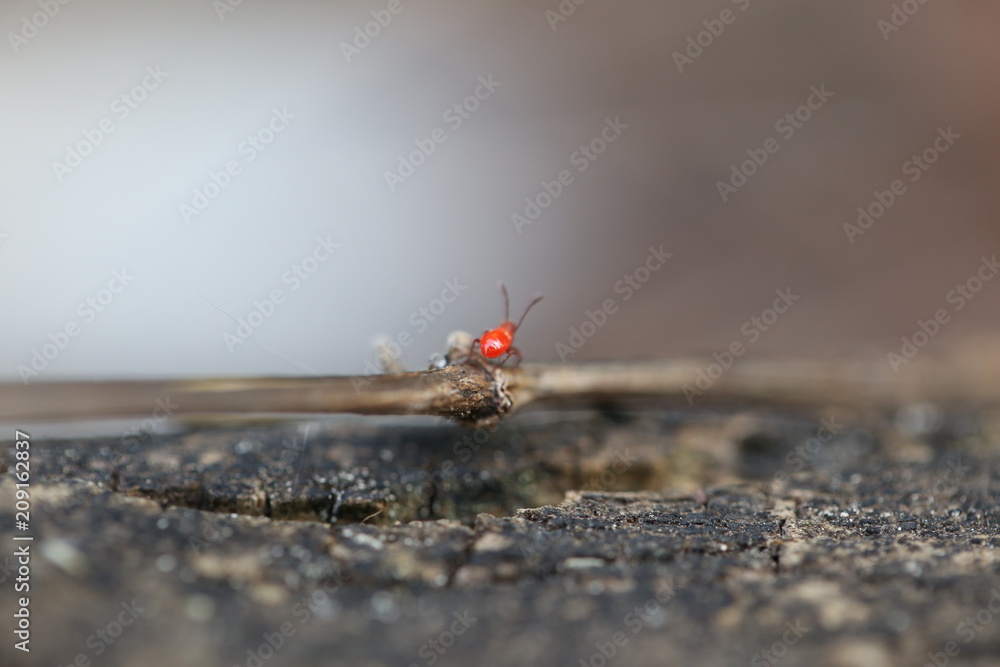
left=2, top=404, right=1000, bottom=667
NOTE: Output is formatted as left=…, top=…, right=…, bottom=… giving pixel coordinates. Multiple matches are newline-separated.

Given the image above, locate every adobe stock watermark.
left=877, top=0, right=932, bottom=41
left=340, top=0, right=418, bottom=63
left=926, top=458, right=971, bottom=498
left=750, top=619, right=809, bottom=666
left=579, top=448, right=641, bottom=492
left=555, top=245, right=671, bottom=360
left=887, top=254, right=998, bottom=372
left=51, top=65, right=168, bottom=182
left=56, top=599, right=147, bottom=666
left=179, top=107, right=294, bottom=223
left=121, top=396, right=179, bottom=451
left=771, top=416, right=845, bottom=484
left=683, top=287, right=799, bottom=404
left=183, top=511, right=353, bottom=638
left=545, top=0, right=590, bottom=31
left=921, top=588, right=1000, bottom=667
left=17, top=268, right=135, bottom=384
left=213, top=0, right=249, bottom=21
left=396, top=420, right=506, bottom=515
left=222, top=236, right=339, bottom=352
left=512, top=115, right=629, bottom=234
left=673, top=0, right=753, bottom=73
left=843, top=126, right=959, bottom=244
left=267, top=427, right=311, bottom=478
left=232, top=565, right=352, bottom=667
left=351, top=277, right=468, bottom=390
left=408, top=610, right=477, bottom=667
left=8, top=0, right=73, bottom=54
left=384, top=75, right=501, bottom=192
left=235, top=621, right=298, bottom=667
left=716, top=84, right=833, bottom=202
left=578, top=579, right=678, bottom=667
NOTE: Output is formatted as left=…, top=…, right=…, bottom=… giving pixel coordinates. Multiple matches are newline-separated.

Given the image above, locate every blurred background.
left=2, top=0, right=999, bottom=381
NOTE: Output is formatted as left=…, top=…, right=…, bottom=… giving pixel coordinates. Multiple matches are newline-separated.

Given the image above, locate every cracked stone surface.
left=2, top=406, right=1000, bottom=667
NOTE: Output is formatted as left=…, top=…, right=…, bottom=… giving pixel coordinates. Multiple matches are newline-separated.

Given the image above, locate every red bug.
left=471, top=283, right=543, bottom=366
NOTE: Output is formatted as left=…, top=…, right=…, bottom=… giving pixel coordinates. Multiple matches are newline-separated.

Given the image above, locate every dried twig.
left=2, top=344, right=998, bottom=428
left=0, top=364, right=505, bottom=427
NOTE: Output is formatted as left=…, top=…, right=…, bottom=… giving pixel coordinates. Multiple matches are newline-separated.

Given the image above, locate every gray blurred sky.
left=3, top=0, right=999, bottom=381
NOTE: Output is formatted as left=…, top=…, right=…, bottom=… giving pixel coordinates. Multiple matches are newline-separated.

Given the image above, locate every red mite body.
left=472, top=283, right=543, bottom=366
left=480, top=322, right=515, bottom=359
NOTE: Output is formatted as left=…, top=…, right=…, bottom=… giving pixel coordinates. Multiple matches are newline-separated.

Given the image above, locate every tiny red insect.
left=471, top=283, right=543, bottom=366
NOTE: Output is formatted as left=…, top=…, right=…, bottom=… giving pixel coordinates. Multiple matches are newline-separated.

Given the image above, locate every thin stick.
left=1, top=350, right=997, bottom=428
left=0, top=365, right=506, bottom=426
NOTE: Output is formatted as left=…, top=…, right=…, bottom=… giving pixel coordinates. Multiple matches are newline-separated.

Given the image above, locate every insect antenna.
left=499, top=282, right=510, bottom=322
left=516, top=293, right=544, bottom=330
